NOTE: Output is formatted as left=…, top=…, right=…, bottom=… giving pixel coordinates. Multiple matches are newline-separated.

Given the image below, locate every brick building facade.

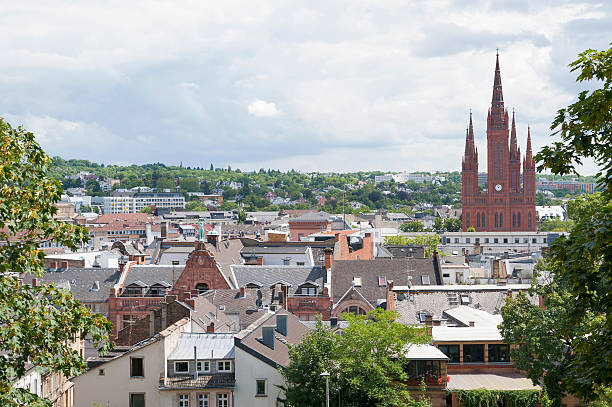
left=462, top=53, right=536, bottom=232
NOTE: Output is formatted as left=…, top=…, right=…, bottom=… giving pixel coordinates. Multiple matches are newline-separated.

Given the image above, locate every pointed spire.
left=524, top=125, right=535, bottom=168
left=490, top=51, right=506, bottom=127
left=510, top=110, right=518, bottom=158
left=464, top=112, right=476, bottom=157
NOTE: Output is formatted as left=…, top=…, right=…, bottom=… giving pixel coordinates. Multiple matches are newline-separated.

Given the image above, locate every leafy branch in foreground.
left=0, top=118, right=112, bottom=406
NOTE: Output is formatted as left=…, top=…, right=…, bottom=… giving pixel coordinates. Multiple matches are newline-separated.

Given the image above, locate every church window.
left=512, top=213, right=516, bottom=228
left=477, top=213, right=480, bottom=228
left=466, top=213, right=470, bottom=228
left=518, top=213, right=521, bottom=228
left=500, top=213, right=503, bottom=228
left=481, top=213, right=485, bottom=228
left=195, top=283, right=209, bottom=294
left=494, top=213, right=498, bottom=228
left=528, top=213, right=532, bottom=229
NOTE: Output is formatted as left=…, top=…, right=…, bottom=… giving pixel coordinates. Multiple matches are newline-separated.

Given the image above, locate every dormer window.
left=174, top=361, right=189, bottom=373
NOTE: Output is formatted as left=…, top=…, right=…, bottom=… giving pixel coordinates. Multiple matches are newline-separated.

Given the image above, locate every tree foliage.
left=280, top=309, right=430, bottom=407
left=0, top=118, right=112, bottom=406
left=535, top=44, right=612, bottom=193
left=538, top=218, right=574, bottom=232
left=385, top=234, right=440, bottom=258
left=502, top=44, right=612, bottom=404
left=400, top=221, right=426, bottom=232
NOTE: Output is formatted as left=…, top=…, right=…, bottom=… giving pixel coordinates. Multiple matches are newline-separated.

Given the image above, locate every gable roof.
left=39, top=268, right=121, bottom=302
left=123, top=265, right=185, bottom=288
left=231, top=265, right=326, bottom=295
left=168, top=332, right=235, bottom=360
left=331, top=258, right=440, bottom=306
left=200, top=289, right=273, bottom=329
left=288, top=211, right=331, bottom=223
left=234, top=309, right=309, bottom=368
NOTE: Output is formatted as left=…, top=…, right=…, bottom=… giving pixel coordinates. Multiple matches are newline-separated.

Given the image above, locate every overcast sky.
left=1, top=1, right=610, bottom=174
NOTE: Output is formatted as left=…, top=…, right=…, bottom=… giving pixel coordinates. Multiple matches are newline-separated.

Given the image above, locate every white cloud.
left=248, top=100, right=282, bottom=118
left=0, top=0, right=609, bottom=174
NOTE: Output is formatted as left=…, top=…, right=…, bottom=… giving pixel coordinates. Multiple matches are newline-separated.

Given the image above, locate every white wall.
left=73, top=340, right=165, bottom=407
left=234, top=347, right=285, bottom=407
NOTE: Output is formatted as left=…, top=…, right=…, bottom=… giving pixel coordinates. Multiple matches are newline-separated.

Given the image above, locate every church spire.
left=510, top=110, right=519, bottom=159
left=524, top=126, right=535, bottom=168
left=489, top=50, right=507, bottom=126
left=464, top=111, right=476, bottom=157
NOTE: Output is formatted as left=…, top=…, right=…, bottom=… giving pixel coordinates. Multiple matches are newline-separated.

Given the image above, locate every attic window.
left=352, top=277, right=362, bottom=287
left=378, top=276, right=387, bottom=287
left=421, top=275, right=430, bottom=285
left=419, top=312, right=427, bottom=323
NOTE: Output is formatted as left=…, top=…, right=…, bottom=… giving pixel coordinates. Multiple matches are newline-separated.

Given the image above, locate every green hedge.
left=453, top=389, right=540, bottom=407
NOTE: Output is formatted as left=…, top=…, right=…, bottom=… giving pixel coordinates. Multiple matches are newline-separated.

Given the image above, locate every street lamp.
left=320, top=371, right=330, bottom=407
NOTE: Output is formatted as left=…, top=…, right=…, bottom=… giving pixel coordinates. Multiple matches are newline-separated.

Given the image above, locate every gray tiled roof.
left=124, top=265, right=185, bottom=287
left=394, top=290, right=538, bottom=325
left=39, top=268, right=121, bottom=302
left=331, top=258, right=440, bottom=305
left=231, top=265, right=326, bottom=295
left=288, top=211, right=331, bottom=223
left=200, top=289, right=272, bottom=329
left=240, top=246, right=308, bottom=255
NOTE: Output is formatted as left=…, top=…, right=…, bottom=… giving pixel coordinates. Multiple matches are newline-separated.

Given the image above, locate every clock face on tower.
left=495, top=184, right=503, bottom=191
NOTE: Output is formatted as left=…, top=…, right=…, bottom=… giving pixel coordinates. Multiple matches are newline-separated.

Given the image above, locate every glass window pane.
left=463, top=344, right=485, bottom=363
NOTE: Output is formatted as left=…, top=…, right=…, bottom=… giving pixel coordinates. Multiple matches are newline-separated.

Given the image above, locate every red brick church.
left=461, top=53, right=536, bottom=232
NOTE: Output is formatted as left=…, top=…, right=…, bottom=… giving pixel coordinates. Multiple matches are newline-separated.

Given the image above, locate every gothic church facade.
left=461, top=54, right=536, bottom=232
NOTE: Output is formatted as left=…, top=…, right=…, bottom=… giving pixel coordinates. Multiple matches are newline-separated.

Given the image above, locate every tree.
left=538, top=218, right=574, bottom=232
left=85, top=178, right=101, bottom=193
left=400, top=221, right=425, bottom=232
left=237, top=209, right=247, bottom=223
left=443, top=218, right=461, bottom=232
left=385, top=234, right=440, bottom=258
left=0, top=118, right=112, bottom=406
left=139, top=205, right=152, bottom=214
left=280, top=309, right=430, bottom=407
left=501, top=44, right=612, bottom=404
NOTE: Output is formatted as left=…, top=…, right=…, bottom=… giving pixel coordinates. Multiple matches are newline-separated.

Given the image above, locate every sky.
left=0, top=0, right=610, bottom=174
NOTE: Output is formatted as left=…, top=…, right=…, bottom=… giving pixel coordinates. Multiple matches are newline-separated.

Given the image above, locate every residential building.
left=287, top=211, right=332, bottom=241
left=103, top=192, right=185, bottom=214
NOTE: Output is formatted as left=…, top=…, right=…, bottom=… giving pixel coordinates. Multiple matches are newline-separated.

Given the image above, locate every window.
left=485, top=238, right=489, bottom=243
left=463, top=344, right=485, bottom=363
left=494, top=238, right=499, bottom=244
left=514, top=238, right=519, bottom=243
left=465, top=238, right=470, bottom=244
left=217, top=360, right=232, bottom=372
left=98, top=368, right=105, bottom=376
left=296, top=261, right=305, bottom=266
left=438, top=345, right=460, bottom=364
left=503, top=238, right=508, bottom=244
left=195, top=283, right=209, bottom=294
left=129, top=393, right=145, bottom=407
left=488, top=344, right=510, bottom=363
left=345, top=306, right=367, bottom=315
left=454, top=238, right=459, bottom=243
left=256, top=379, right=267, bottom=396
left=418, top=312, right=427, bottom=323
left=466, top=213, right=470, bottom=228
left=528, top=213, right=532, bottom=229
left=499, top=213, right=503, bottom=227
left=404, top=360, right=441, bottom=378
left=130, top=357, right=144, bottom=377
left=378, top=276, right=387, bottom=287
left=178, top=394, right=189, bottom=407
left=301, top=286, right=316, bottom=295
left=512, top=213, right=516, bottom=228
left=481, top=212, right=485, bottom=228
left=282, top=258, right=290, bottom=265
left=494, top=213, right=498, bottom=228
left=198, top=394, right=209, bottom=407
left=421, top=275, right=430, bottom=285
left=352, top=276, right=362, bottom=287
left=217, top=394, right=228, bottom=407
left=175, top=361, right=189, bottom=373
left=532, top=238, right=536, bottom=244
left=197, top=361, right=210, bottom=372
left=475, top=238, right=480, bottom=244
left=477, top=212, right=480, bottom=228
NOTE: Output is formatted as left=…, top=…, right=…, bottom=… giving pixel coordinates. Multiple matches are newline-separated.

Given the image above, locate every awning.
left=447, top=372, right=540, bottom=391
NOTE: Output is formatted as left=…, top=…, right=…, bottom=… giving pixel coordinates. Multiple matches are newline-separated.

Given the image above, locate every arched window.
left=512, top=213, right=516, bottom=228
left=500, top=213, right=503, bottom=228
left=481, top=213, right=485, bottom=228
left=517, top=212, right=521, bottom=228
left=195, top=283, right=209, bottom=294
left=344, top=306, right=367, bottom=316
left=528, top=212, right=532, bottom=229
left=466, top=213, right=470, bottom=228
left=494, top=213, right=498, bottom=228
left=477, top=213, right=481, bottom=228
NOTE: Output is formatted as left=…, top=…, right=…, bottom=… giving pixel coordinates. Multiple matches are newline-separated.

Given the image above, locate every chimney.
left=276, top=314, right=288, bottom=336
left=185, top=298, right=195, bottom=309
left=425, top=314, right=433, bottom=326
left=161, top=222, right=167, bottom=239
left=469, top=321, right=475, bottom=327
left=31, top=278, right=39, bottom=287
left=165, top=294, right=178, bottom=304
left=193, top=346, right=198, bottom=380
left=324, top=248, right=333, bottom=272
left=206, top=322, right=215, bottom=333
left=262, top=326, right=275, bottom=349
left=330, top=317, right=338, bottom=328
left=334, top=233, right=341, bottom=242
left=60, top=261, right=69, bottom=269
left=256, top=256, right=264, bottom=266
left=386, top=280, right=395, bottom=311
left=118, top=256, right=128, bottom=273
left=239, top=286, right=246, bottom=298
left=145, top=223, right=153, bottom=246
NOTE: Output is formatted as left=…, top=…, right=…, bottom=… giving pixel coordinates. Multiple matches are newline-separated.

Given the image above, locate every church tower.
left=461, top=52, right=536, bottom=232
